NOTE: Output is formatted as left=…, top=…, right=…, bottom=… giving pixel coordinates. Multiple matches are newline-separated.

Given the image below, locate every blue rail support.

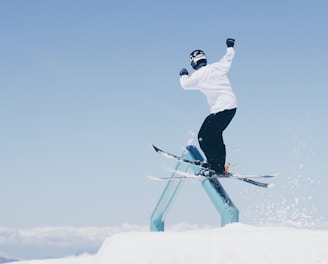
left=150, top=148, right=192, bottom=232
left=150, top=145, right=239, bottom=232
left=186, top=145, right=239, bottom=227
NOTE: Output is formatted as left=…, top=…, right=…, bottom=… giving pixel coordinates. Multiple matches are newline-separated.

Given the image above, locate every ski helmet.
left=190, top=49, right=207, bottom=70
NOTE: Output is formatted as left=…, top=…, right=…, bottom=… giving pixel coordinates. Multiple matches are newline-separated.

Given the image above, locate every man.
left=179, top=38, right=237, bottom=176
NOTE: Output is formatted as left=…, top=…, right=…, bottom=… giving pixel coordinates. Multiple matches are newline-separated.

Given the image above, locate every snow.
left=9, top=223, right=328, bottom=264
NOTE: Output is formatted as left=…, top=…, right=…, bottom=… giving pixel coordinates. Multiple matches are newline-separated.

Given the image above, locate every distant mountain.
left=0, top=256, right=17, bottom=263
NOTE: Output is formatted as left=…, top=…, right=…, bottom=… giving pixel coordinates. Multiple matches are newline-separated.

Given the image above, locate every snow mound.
left=9, top=223, right=328, bottom=264
left=9, top=254, right=94, bottom=264
left=95, top=223, right=328, bottom=264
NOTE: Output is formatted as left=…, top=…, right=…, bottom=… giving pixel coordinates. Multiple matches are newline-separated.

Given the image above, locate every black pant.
left=198, top=108, right=236, bottom=174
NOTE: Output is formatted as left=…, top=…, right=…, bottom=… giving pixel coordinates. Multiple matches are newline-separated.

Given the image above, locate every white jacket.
left=180, top=47, right=237, bottom=114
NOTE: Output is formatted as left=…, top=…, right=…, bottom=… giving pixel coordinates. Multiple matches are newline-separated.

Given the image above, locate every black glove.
left=179, top=68, right=189, bottom=76
left=226, top=38, right=235, bottom=48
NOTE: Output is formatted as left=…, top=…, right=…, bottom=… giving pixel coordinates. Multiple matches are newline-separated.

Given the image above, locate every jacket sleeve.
left=179, top=74, right=200, bottom=90
left=211, top=47, right=235, bottom=74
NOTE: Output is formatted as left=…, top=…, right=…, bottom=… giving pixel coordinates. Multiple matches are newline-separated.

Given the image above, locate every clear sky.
left=0, top=0, right=327, bottom=229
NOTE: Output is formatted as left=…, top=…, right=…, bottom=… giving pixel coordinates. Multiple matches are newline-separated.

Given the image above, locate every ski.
left=171, top=169, right=277, bottom=179
left=151, top=144, right=209, bottom=169
left=147, top=174, right=275, bottom=188
left=151, top=144, right=276, bottom=188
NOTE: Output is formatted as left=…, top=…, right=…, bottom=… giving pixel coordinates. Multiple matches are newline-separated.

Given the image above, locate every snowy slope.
left=8, top=254, right=94, bottom=264
left=10, top=223, right=328, bottom=264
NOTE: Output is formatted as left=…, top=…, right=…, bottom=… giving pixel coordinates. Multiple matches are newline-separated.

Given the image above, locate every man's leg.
left=198, top=108, right=236, bottom=174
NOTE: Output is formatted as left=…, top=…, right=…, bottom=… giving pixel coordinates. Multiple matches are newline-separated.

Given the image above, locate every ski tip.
left=260, top=172, right=280, bottom=178
left=267, top=183, right=275, bottom=188
left=150, top=144, right=159, bottom=152
left=147, top=175, right=163, bottom=181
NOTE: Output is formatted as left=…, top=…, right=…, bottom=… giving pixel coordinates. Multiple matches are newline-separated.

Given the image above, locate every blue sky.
left=0, top=0, right=327, bottom=229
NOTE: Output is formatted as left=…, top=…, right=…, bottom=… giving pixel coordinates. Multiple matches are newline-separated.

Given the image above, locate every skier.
left=179, top=38, right=237, bottom=176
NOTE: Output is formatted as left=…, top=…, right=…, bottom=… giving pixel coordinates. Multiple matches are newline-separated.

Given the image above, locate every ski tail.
left=236, top=178, right=275, bottom=188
